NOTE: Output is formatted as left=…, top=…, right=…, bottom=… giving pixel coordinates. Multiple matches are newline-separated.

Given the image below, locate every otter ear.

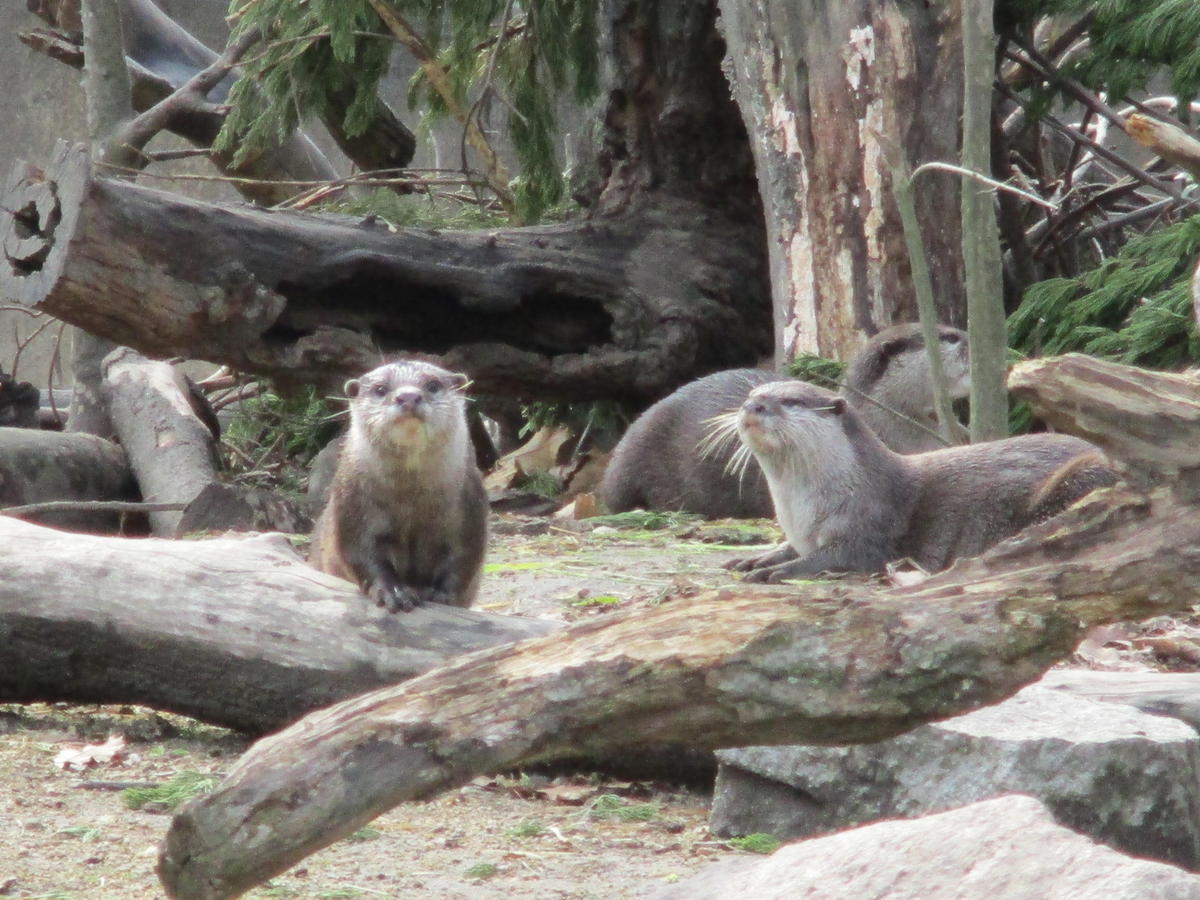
left=447, top=373, right=469, bottom=390
left=344, top=378, right=362, bottom=399
left=830, top=398, right=847, bottom=415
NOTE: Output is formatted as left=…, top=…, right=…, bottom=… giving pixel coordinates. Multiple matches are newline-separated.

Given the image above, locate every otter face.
left=347, top=361, right=469, bottom=452
left=737, top=382, right=849, bottom=465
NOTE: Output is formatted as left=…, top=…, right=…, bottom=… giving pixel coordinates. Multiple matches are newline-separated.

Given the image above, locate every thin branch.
left=0, top=501, right=188, bottom=519
left=911, top=161, right=1059, bottom=210
left=365, top=0, right=520, bottom=222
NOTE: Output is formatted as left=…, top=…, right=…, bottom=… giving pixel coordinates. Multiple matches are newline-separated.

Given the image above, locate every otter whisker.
left=697, top=410, right=742, bottom=460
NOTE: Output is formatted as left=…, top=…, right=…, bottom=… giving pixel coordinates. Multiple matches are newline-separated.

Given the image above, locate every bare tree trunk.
left=961, top=0, right=1008, bottom=440
left=158, top=483, right=1200, bottom=900
left=718, top=0, right=966, bottom=363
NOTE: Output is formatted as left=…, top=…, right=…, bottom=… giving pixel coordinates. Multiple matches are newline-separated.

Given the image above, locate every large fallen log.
left=158, top=484, right=1200, bottom=899
left=0, top=517, right=554, bottom=733
left=0, top=141, right=769, bottom=401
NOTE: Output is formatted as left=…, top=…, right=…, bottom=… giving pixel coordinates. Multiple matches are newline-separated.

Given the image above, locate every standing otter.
left=600, top=323, right=969, bottom=518
left=310, top=360, right=488, bottom=612
left=728, top=380, right=1116, bottom=582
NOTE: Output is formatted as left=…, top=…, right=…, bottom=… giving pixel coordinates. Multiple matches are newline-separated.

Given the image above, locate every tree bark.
left=158, top=484, right=1200, bottom=900
left=961, top=0, right=1008, bottom=441
left=0, top=517, right=555, bottom=734
left=0, top=140, right=768, bottom=401
left=1007, top=354, right=1200, bottom=495
left=718, top=0, right=966, bottom=363
left=0, top=429, right=134, bottom=531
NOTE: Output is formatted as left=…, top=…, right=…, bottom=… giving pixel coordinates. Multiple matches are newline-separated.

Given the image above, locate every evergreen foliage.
left=221, top=1, right=600, bottom=221
left=1009, top=213, right=1200, bottom=367
left=1003, top=0, right=1200, bottom=118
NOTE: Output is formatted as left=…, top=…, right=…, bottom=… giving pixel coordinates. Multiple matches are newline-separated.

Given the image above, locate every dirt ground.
left=0, top=514, right=783, bottom=900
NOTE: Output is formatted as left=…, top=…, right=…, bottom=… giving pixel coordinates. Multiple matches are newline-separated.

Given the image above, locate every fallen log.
left=1008, top=353, right=1200, bottom=494
left=101, top=348, right=220, bottom=535
left=0, top=142, right=769, bottom=400
left=158, top=484, right=1200, bottom=899
left=0, top=517, right=554, bottom=733
left=0, top=428, right=135, bottom=531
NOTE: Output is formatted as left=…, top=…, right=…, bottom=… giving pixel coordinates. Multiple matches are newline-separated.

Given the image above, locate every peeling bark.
left=718, top=0, right=965, bottom=362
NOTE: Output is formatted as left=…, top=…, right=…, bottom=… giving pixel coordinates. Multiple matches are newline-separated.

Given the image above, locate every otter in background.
left=727, top=380, right=1116, bottom=582
left=600, top=323, right=969, bottom=518
left=310, top=359, right=488, bottom=613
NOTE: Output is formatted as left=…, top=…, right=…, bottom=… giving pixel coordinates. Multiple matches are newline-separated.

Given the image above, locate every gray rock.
left=658, top=795, right=1200, bottom=900
left=711, top=683, right=1200, bottom=868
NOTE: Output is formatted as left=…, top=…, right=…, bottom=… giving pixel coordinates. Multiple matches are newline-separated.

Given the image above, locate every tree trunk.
left=0, top=517, right=555, bottom=734
left=158, top=483, right=1200, bottom=900
left=718, top=0, right=966, bottom=363
left=4, top=0, right=771, bottom=403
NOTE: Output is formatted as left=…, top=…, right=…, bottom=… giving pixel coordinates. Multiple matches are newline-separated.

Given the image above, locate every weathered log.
left=0, top=517, right=554, bottom=733
left=0, top=142, right=768, bottom=400
left=1008, top=353, right=1200, bottom=494
left=0, top=428, right=135, bottom=531
left=101, top=348, right=219, bottom=535
left=158, top=485, right=1200, bottom=900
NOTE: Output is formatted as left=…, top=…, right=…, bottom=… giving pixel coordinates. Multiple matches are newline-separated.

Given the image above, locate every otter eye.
left=424, top=378, right=443, bottom=394
left=371, top=382, right=388, bottom=397
left=779, top=397, right=803, bottom=408
left=942, top=333, right=962, bottom=344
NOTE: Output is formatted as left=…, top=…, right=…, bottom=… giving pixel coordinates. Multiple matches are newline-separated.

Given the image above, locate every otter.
left=600, top=324, right=969, bottom=518
left=844, top=323, right=970, bottom=453
left=310, top=360, right=488, bottom=612
left=727, top=380, right=1117, bottom=582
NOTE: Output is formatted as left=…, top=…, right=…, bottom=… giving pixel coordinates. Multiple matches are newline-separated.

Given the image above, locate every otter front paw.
left=370, top=582, right=422, bottom=613
left=741, top=559, right=813, bottom=583
left=724, top=542, right=797, bottom=573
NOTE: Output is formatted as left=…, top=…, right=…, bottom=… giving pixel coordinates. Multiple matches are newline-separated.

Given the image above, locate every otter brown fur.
left=600, top=324, right=969, bottom=518
left=310, top=360, right=488, bottom=612
left=728, top=380, right=1117, bottom=582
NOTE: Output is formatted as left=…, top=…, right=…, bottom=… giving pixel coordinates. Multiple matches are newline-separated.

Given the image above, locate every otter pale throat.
left=728, top=380, right=1117, bottom=582
left=600, top=323, right=970, bottom=519
left=309, top=360, right=488, bottom=612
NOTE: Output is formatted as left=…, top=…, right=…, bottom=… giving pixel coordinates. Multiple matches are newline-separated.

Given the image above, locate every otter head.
left=871, top=324, right=970, bottom=405
left=347, top=360, right=469, bottom=455
left=737, top=381, right=869, bottom=476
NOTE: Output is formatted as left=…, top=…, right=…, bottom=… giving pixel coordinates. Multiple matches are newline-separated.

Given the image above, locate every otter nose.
left=392, top=388, right=423, bottom=413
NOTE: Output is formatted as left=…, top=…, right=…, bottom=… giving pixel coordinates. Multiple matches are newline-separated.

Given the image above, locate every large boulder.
left=711, top=682, right=1200, bottom=868
left=659, top=795, right=1200, bottom=900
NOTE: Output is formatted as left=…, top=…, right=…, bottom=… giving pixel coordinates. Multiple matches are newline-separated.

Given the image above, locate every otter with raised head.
left=600, top=323, right=969, bottom=518
left=310, top=359, right=488, bottom=612
left=728, top=380, right=1116, bottom=582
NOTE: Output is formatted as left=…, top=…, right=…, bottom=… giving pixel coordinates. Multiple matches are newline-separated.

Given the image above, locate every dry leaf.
left=53, top=734, right=127, bottom=772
